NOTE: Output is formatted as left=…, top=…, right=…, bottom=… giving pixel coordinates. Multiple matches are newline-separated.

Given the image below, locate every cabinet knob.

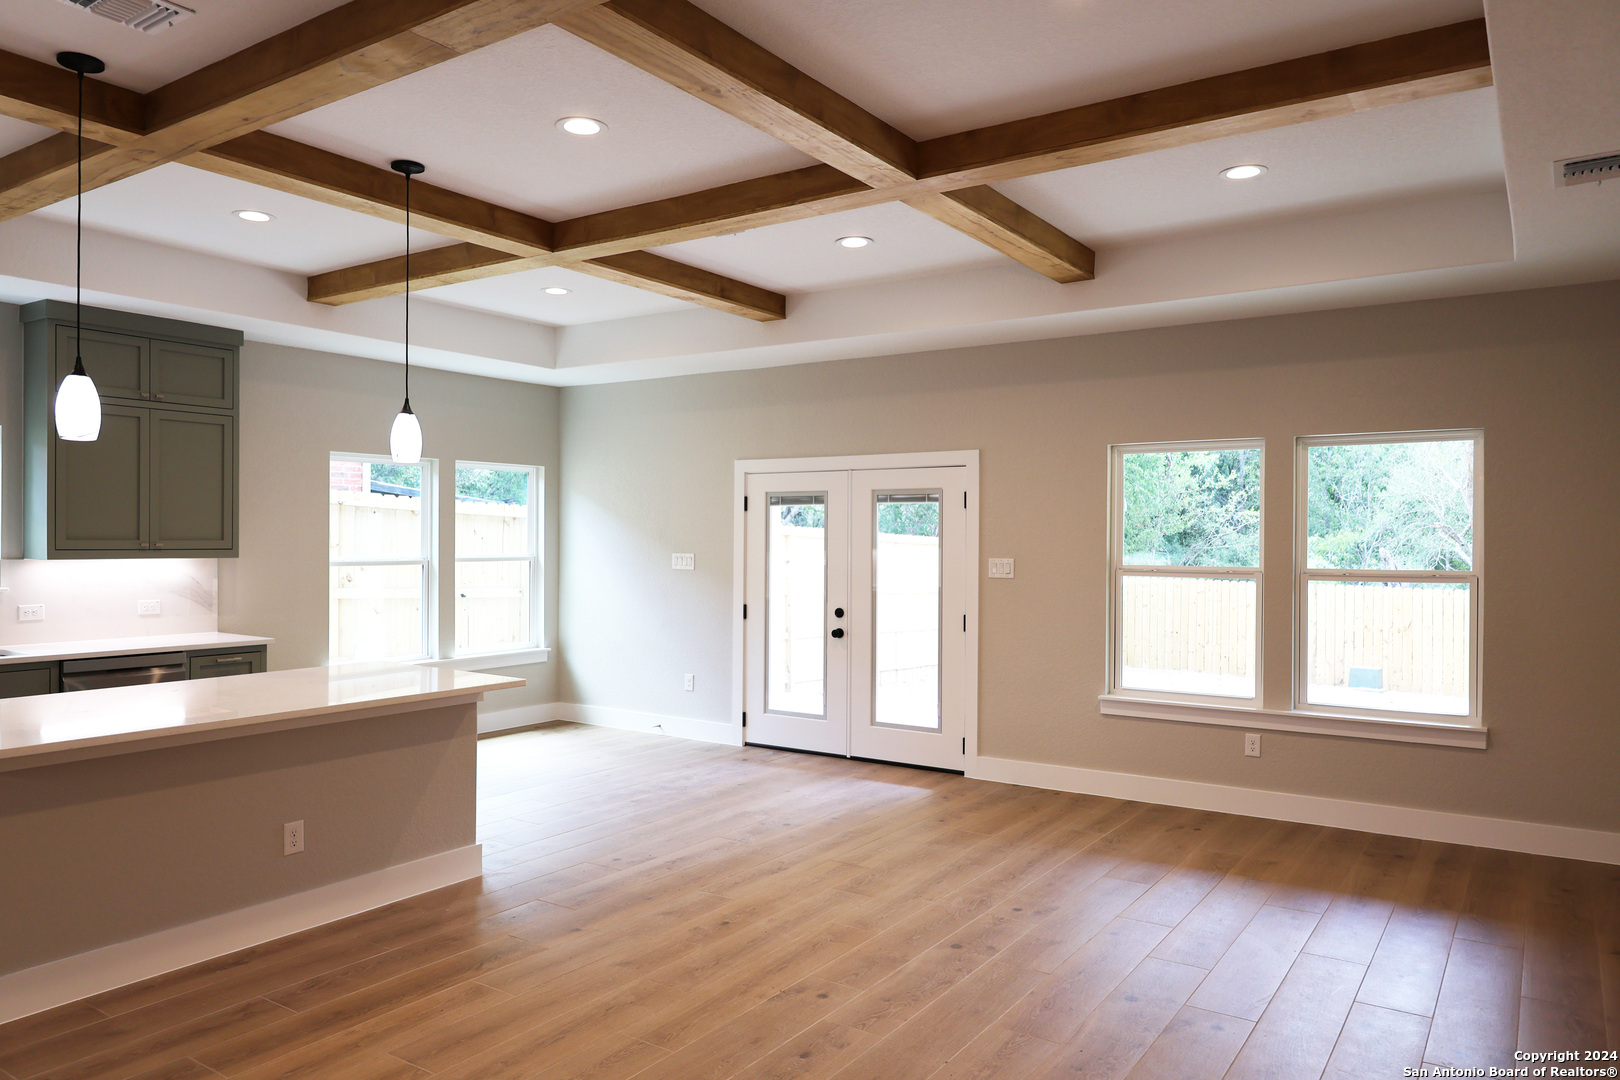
left=140, top=542, right=150, bottom=549
left=154, top=543, right=164, bottom=549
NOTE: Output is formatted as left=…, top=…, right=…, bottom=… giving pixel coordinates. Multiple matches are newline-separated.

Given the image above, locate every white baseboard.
left=0, top=844, right=483, bottom=1025
left=971, top=756, right=1620, bottom=865
left=477, top=702, right=564, bottom=735
left=553, top=702, right=742, bottom=746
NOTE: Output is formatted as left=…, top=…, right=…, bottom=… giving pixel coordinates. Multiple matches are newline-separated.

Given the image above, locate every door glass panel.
left=767, top=494, right=826, bottom=717
left=1120, top=574, right=1257, bottom=698
left=874, top=492, right=941, bottom=730
left=1306, top=579, right=1470, bottom=715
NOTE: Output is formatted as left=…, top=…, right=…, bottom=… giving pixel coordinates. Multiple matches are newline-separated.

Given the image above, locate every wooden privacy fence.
left=1121, top=574, right=1470, bottom=696
left=330, top=492, right=529, bottom=659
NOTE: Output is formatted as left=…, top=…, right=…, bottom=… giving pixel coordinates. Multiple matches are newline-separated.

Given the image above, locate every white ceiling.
left=691, top=0, right=1485, bottom=140
left=4, top=0, right=351, bottom=93
left=998, top=87, right=1506, bottom=247
left=269, top=25, right=818, bottom=221
left=31, top=162, right=459, bottom=276
left=654, top=202, right=1009, bottom=294
left=428, top=265, right=692, bottom=326
left=0, top=0, right=1613, bottom=386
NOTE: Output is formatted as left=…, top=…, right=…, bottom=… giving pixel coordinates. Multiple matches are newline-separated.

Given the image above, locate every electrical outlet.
left=683, top=674, right=694, bottom=691
left=283, top=820, right=305, bottom=855
left=1244, top=733, right=1261, bottom=758
left=138, top=600, right=162, bottom=616
left=671, top=553, right=695, bottom=570
left=17, top=604, right=43, bottom=622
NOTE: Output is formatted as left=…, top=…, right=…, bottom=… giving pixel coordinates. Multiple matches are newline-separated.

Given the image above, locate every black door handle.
left=830, top=628, right=845, bottom=639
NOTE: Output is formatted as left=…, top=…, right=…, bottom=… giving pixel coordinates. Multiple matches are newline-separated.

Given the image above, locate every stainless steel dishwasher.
left=60, top=652, right=189, bottom=692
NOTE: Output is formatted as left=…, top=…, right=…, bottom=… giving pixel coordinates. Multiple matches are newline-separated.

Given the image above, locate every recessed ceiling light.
left=1220, top=164, right=1267, bottom=180
left=556, top=117, right=605, bottom=136
left=543, top=287, right=571, bottom=295
left=835, top=235, right=873, bottom=248
left=234, top=210, right=274, bottom=222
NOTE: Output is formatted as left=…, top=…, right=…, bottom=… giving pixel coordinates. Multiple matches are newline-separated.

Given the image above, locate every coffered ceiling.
left=0, top=0, right=1615, bottom=385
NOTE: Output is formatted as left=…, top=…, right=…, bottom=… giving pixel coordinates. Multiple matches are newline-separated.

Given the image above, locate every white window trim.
left=1293, top=429, right=1483, bottom=727
left=329, top=453, right=437, bottom=663
left=1097, top=694, right=1487, bottom=748
left=1107, top=438, right=1265, bottom=709
left=451, top=460, right=543, bottom=658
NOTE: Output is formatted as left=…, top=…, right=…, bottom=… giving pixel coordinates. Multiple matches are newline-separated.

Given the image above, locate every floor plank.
left=5, top=723, right=1603, bottom=1080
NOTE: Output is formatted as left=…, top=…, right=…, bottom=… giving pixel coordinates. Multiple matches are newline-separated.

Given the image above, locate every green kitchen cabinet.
left=187, top=646, right=268, bottom=680
left=22, top=302, right=242, bottom=559
left=0, top=664, right=59, bottom=699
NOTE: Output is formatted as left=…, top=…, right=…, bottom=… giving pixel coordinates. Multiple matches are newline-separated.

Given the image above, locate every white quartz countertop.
left=0, top=632, right=274, bottom=666
left=0, top=662, right=523, bottom=771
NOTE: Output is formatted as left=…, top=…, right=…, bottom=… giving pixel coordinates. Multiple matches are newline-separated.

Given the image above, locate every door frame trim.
left=732, top=450, right=981, bottom=760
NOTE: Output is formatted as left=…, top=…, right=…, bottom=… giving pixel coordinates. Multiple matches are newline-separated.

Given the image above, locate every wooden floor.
left=2, top=723, right=1615, bottom=1080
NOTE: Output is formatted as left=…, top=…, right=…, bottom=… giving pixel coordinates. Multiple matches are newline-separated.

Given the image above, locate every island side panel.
left=0, top=701, right=477, bottom=976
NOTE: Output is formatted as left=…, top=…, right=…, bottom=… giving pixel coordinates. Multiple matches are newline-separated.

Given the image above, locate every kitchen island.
left=0, top=662, right=522, bottom=1022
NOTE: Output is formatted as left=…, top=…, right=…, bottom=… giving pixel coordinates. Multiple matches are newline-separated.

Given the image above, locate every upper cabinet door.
left=55, top=326, right=148, bottom=403
left=150, top=409, right=235, bottom=551
left=151, top=342, right=235, bottom=410
left=54, top=404, right=149, bottom=551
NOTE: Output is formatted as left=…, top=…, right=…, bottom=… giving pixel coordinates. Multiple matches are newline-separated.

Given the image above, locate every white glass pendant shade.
left=55, top=362, right=102, bottom=441
left=390, top=401, right=422, bottom=464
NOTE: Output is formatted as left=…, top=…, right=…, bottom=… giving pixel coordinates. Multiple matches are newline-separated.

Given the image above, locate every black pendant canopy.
left=391, top=160, right=425, bottom=177
left=57, top=52, right=106, bottom=75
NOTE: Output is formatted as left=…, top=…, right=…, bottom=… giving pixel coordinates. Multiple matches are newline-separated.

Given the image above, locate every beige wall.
left=557, top=280, right=1620, bottom=833
left=219, top=341, right=559, bottom=713
left=0, top=703, right=476, bottom=975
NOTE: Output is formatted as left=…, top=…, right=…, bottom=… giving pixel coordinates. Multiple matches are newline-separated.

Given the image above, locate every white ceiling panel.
left=692, top=0, right=1485, bottom=140
left=997, top=88, right=1505, bottom=246
left=269, top=25, right=818, bottom=221
left=1, top=0, right=350, bottom=93
left=651, top=203, right=1008, bottom=294
left=425, top=265, right=692, bottom=326
left=0, top=114, right=49, bottom=157
left=31, top=162, right=456, bottom=275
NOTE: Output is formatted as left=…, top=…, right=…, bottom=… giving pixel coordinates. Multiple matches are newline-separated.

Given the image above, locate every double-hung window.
left=1110, top=441, right=1263, bottom=703
left=1297, top=431, right=1480, bottom=721
left=454, top=462, right=541, bottom=656
left=329, top=454, right=435, bottom=661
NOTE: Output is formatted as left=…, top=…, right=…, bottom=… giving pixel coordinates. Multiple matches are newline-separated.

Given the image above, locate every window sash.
left=330, top=453, right=435, bottom=662
left=329, top=561, right=431, bottom=662
left=1109, top=439, right=1264, bottom=707
left=1293, top=431, right=1482, bottom=724
left=453, top=461, right=541, bottom=655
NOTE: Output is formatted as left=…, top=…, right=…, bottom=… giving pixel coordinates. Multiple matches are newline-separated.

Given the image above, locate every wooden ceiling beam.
left=905, top=187, right=1095, bottom=282
left=303, top=19, right=1488, bottom=302
left=558, top=0, right=915, bottom=186
left=190, top=133, right=555, bottom=257
left=558, top=0, right=1092, bottom=280
left=576, top=251, right=786, bottom=321
left=916, top=19, right=1492, bottom=185
left=0, top=0, right=612, bottom=224
left=0, top=49, right=145, bottom=144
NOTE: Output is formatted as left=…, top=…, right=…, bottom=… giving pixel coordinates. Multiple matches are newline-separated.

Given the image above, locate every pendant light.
left=389, top=159, right=425, bottom=464
left=54, top=51, right=106, bottom=442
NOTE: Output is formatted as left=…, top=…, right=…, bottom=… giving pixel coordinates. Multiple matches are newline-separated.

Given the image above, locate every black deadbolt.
left=830, top=628, right=845, bottom=639
left=834, top=607, right=845, bottom=618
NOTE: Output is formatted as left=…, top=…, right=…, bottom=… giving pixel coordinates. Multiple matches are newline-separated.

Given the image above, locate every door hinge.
left=744, top=495, right=748, bottom=511
left=743, top=603, right=748, bottom=619
left=963, top=614, right=967, bottom=632
left=962, top=738, right=966, bottom=754
left=742, top=712, right=747, bottom=727
left=963, top=492, right=967, bottom=509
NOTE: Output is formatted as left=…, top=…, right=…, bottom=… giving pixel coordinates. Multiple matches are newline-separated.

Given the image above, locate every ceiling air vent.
left=52, top=0, right=195, bottom=33
left=1557, top=152, right=1620, bottom=188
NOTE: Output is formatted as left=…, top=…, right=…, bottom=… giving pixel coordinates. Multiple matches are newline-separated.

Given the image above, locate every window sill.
left=1097, top=694, right=1487, bottom=749
left=413, top=648, right=550, bottom=671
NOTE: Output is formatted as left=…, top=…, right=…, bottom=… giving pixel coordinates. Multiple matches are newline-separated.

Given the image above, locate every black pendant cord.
left=74, top=68, right=84, bottom=376
left=403, top=170, right=410, bottom=409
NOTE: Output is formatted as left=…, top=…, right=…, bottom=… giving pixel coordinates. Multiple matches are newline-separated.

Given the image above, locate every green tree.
left=1122, top=449, right=1260, bottom=566
left=455, top=467, right=528, bottom=505
left=1306, top=441, right=1472, bottom=570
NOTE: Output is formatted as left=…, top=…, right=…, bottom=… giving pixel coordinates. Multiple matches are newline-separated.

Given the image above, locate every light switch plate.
left=138, top=600, right=162, bottom=616
left=988, top=559, right=1015, bottom=578
left=671, top=553, right=695, bottom=570
left=17, top=604, right=43, bottom=622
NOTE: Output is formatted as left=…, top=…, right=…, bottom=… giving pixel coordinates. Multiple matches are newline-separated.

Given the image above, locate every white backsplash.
left=0, top=559, right=218, bottom=644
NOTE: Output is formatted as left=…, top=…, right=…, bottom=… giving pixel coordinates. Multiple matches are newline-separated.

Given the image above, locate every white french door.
left=744, top=464, right=970, bottom=770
